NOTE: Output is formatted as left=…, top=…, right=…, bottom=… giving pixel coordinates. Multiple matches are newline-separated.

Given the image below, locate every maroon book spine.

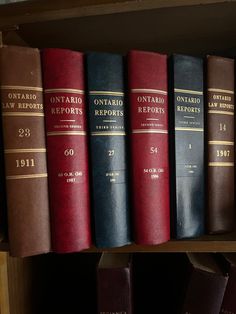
left=128, top=50, right=170, bottom=245
left=97, top=253, right=132, bottom=314
left=42, top=48, right=91, bottom=253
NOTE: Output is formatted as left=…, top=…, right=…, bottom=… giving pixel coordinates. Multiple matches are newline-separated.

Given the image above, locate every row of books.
left=97, top=253, right=236, bottom=314
left=0, top=45, right=234, bottom=257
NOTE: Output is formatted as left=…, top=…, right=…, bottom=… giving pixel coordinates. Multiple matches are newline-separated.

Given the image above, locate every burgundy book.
left=97, top=253, right=132, bottom=314
left=0, top=45, right=51, bottom=257
left=182, top=253, right=228, bottom=314
left=41, top=48, right=91, bottom=253
left=220, top=254, right=236, bottom=314
left=128, top=50, right=170, bottom=245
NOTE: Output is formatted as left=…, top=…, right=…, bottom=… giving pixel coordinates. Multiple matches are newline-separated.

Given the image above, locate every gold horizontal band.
left=208, top=162, right=234, bottom=167
left=0, top=85, right=42, bottom=91
left=208, top=110, right=234, bottom=115
left=131, top=88, right=167, bottom=95
left=208, top=141, right=234, bottom=145
left=91, top=131, right=126, bottom=136
left=44, top=88, right=84, bottom=94
left=5, top=148, right=46, bottom=153
left=208, top=88, right=234, bottom=94
left=132, top=129, right=168, bottom=134
left=2, top=112, right=44, bottom=117
left=89, top=91, right=124, bottom=96
left=47, top=131, right=86, bottom=136
left=175, top=127, right=204, bottom=132
left=174, top=88, right=203, bottom=95
left=6, top=173, right=48, bottom=180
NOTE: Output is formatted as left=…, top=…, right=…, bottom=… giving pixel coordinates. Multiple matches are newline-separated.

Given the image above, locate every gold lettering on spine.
left=1, top=85, right=46, bottom=180
left=174, top=88, right=203, bottom=95
left=47, top=131, right=86, bottom=136
left=91, top=131, right=126, bottom=136
left=175, top=127, right=203, bottom=132
left=208, top=162, right=234, bottom=167
left=5, top=148, right=46, bottom=153
left=132, top=129, right=168, bottom=134
left=6, top=174, right=48, bottom=180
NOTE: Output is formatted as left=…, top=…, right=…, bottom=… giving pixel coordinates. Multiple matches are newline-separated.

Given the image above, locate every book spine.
left=0, top=46, right=51, bottom=257
left=220, top=263, right=236, bottom=313
left=170, top=54, right=204, bottom=239
left=41, top=48, right=91, bottom=253
left=86, top=52, right=131, bottom=248
left=207, top=56, right=235, bottom=234
left=97, top=257, right=132, bottom=314
left=182, top=268, right=228, bottom=314
left=128, top=50, right=170, bottom=245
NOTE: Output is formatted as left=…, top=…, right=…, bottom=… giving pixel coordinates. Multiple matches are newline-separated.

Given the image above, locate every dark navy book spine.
left=169, top=54, right=204, bottom=239
left=86, top=52, right=131, bottom=248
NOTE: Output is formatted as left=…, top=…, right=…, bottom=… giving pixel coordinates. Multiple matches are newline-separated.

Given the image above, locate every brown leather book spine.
left=0, top=46, right=51, bottom=257
left=207, top=56, right=235, bottom=234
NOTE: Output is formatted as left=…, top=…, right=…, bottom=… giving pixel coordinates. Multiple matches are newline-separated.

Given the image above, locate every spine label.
left=1, top=86, right=47, bottom=180
left=207, top=89, right=234, bottom=167
left=44, top=89, right=87, bottom=184
left=174, top=89, right=204, bottom=177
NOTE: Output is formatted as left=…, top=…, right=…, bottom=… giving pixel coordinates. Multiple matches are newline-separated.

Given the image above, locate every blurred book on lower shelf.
left=182, top=253, right=228, bottom=314
left=97, top=253, right=133, bottom=314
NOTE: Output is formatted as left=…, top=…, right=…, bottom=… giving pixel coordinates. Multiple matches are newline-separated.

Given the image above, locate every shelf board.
left=1, top=233, right=236, bottom=254
left=0, top=0, right=235, bottom=28
left=84, top=233, right=236, bottom=253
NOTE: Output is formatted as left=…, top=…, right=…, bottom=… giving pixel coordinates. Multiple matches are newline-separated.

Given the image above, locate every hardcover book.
left=42, top=48, right=91, bottom=253
left=220, top=254, right=236, bottom=314
left=86, top=52, right=131, bottom=248
left=97, top=253, right=132, bottom=314
left=128, top=50, right=170, bottom=245
left=169, top=54, right=204, bottom=239
left=182, top=253, right=228, bottom=314
left=0, top=45, right=51, bottom=257
left=206, top=56, right=235, bottom=234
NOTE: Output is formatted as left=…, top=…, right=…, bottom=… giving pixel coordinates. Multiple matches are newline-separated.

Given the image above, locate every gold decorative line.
left=0, top=85, right=42, bottom=91
left=44, top=88, right=84, bottom=94
left=174, top=88, right=203, bottom=95
left=208, top=88, right=234, bottom=94
left=91, top=132, right=126, bottom=136
left=6, top=173, right=48, bottom=180
left=89, top=91, right=124, bottom=96
left=208, top=162, right=234, bottom=167
left=47, top=131, right=86, bottom=136
left=5, top=148, right=46, bottom=154
left=2, top=112, right=44, bottom=117
left=208, top=110, right=234, bottom=115
left=132, top=129, right=168, bottom=134
left=175, top=127, right=204, bottom=132
left=131, top=88, right=167, bottom=95
left=208, top=141, right=234, bottom=145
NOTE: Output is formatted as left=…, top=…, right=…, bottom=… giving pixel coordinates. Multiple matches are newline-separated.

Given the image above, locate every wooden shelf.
left=84, top=233, right=236, bottom=253
left=0, top=0, right=235, bottom=28
left=0, top=0, right=235, bottom=57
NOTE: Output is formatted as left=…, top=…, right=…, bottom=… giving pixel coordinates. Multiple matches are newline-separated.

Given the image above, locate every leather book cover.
left=86, top=52, right=131, bottom=248
left=97, top=253, right=132, bottom=314
left=220, top=254, right=236, bottom=314
left=182, top=253, right=228, bottom=314
left=207, top=56, right=235, bottom=234
left=0, top=45, right=51, bottom=257
left=169, top=54, right=204, bottom=239
left=128, top=50, right=170, bottom=245
left=41, top=48, right=91, bottom=253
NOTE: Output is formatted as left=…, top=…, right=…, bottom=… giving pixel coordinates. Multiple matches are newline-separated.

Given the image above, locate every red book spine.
left=128, top=50, right=170, bottom=245
left=42, top=48, right=91, bottom=253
